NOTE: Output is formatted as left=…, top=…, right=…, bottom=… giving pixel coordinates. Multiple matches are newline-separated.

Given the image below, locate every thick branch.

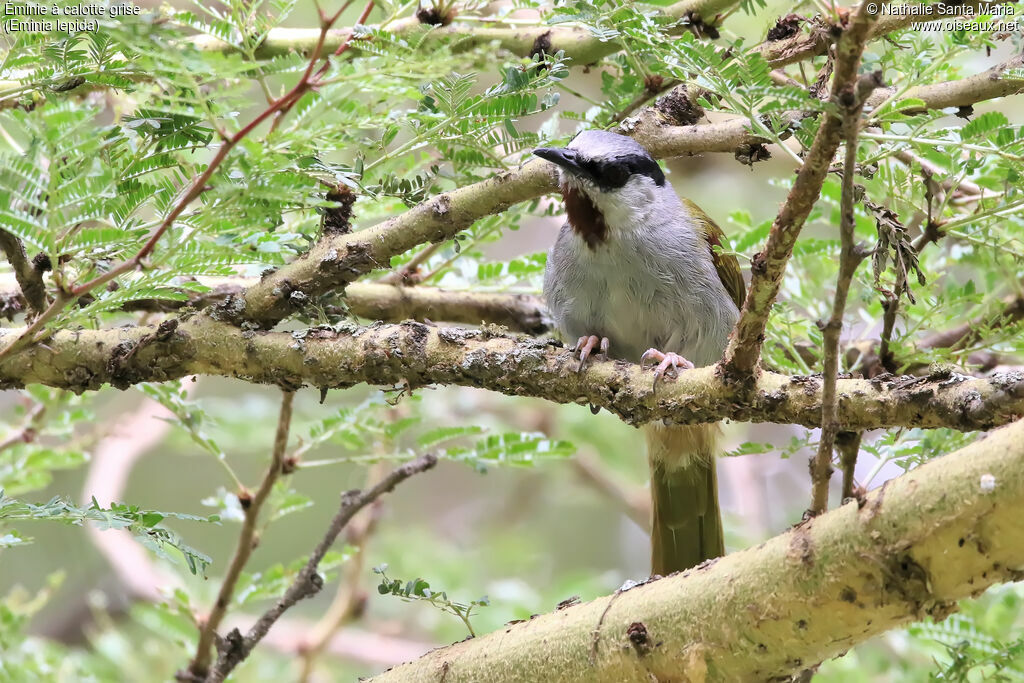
left=343, top=284, right=551, bottom=334
left=0, top=230, right=46, bottom=315
left=369, top=418, right=1024, bottom=682
left=205, top=453, right=438, bottom=682
left=721, top=4, right=879, bottom=378
left=1, top=320, right=1021, bottom=431
left=12, top=280, right=1022, bottom=367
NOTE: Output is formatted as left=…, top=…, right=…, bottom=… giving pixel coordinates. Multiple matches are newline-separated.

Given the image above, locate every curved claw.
left=574, top=335, right=610, bottom=373
left=640, top=348, right=694, bottom=386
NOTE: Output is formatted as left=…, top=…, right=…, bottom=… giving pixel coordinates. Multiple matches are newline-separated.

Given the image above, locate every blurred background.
left=2, top=0, right=1023, bottom=680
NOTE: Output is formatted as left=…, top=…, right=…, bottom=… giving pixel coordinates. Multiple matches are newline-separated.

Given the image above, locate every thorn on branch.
left=682, top=11, right=720, bottom=40
left=627, top=621, right=652, bottom=656
left=416, top=2, right=456, bottom=27
left=735, top=142, right=772, bottom=167
left=766, top=14, right=804, bottom=42
left=323, top=185, right=357, bottom=235
left=529, top=31, right=553, bottom=61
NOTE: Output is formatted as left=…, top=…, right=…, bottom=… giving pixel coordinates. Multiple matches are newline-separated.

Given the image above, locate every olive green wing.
left=682, top=199, right=746, bottom=311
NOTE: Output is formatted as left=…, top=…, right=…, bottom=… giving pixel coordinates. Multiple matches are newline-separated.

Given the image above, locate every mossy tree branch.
left=366, top=417, right=1024, bottom=682
left=1, top=319, right=1021, bottom=432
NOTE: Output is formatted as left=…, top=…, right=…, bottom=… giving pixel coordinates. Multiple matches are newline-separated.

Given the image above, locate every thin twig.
left=808, top=70, right=880, bottom=516
left=878, top=291, right=899, bottom=374
left=0, top=399, right=46, bottom=452
left=836, top=431, right=862, bottom=501
left=204, top=453, right=438, bottom=682
left=722, top=3, right=881, bottom=379
left=185, top=390, right=296, bottom=679
left=297, top=461, right=388, bottom=682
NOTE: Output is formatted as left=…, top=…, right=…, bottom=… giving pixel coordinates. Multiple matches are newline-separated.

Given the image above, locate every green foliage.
left=234, top=550, right=351, bottom=606
left=374, top=564, right=490, bottom=637
left=138, top=382, right=227, bottom=463
left=440, top=431, right=576, bottom=472
left=0, top=490, right=217, bottom=575
left=292, top=394, right=575, bottom=471
left=0, top=389, right=92, bottom=495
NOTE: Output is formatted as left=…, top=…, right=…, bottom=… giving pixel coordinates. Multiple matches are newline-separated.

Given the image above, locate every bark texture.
left=369, top=417, right=1024, bottom=682
left=1, top=320, right=1021, bottom=431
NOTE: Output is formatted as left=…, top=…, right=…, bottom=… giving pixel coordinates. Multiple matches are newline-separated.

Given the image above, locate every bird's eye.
left=581, top=159, right=604, bottom=179
left=597, top=162, right=630, bottom=189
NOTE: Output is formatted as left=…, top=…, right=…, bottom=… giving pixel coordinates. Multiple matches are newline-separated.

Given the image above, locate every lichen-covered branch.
left=1, top=320, right=1021, bottom=431
left=721, top=3, right=879, bottom=378
left=367, top=417, right=1024, bottom=682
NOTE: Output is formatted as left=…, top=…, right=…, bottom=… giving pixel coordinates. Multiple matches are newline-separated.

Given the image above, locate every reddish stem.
left=70, top=2, right=376, bottom=299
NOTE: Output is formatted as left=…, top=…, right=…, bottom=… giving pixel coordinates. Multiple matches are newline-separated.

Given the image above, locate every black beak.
left=533, top=147, right=583, bottom=174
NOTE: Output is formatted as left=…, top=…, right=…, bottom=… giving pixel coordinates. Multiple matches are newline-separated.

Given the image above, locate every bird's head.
left=533, top=130, right=671, bottom=246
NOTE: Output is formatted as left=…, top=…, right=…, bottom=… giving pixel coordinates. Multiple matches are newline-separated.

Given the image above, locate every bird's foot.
left=640, top=349, right=694, bottom=385
left=573, top=335, right=610, bottom=373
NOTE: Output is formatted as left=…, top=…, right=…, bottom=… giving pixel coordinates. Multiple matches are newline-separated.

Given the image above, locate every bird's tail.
left=645, top=423, right=724, bottom=575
